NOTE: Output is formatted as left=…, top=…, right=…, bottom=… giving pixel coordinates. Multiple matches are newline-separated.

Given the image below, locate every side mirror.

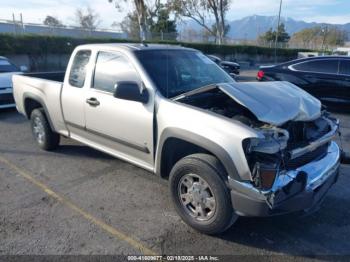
left=20, top=65, right=29, bottom=72
left=113, top=81, right=148, bottom=104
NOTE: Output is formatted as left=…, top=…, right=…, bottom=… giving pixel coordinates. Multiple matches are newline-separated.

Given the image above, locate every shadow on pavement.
left=0, top=145, right=114, bottom=161
left=218, top=179, right=350, bottom=259
left=54, top=145, right=115, bottom=160
left=0, top=108, right=25, bottom=124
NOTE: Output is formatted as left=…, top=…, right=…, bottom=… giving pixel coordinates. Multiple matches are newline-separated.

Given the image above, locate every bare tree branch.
left=169, top=0, right=231, bottom=44
left=75, top=7, right=101, bottom=32
left=109, top=0, right=162, bottom=41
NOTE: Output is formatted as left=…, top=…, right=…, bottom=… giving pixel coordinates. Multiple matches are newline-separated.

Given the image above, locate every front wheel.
left=169, top=154, right=238, bottom=234
left=30, top=108, right=60, bottom=151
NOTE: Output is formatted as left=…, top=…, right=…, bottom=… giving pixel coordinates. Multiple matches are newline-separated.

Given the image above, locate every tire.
left=30, top=108, right=60, bottom=151
left=169, top=153, right=238, bottom=234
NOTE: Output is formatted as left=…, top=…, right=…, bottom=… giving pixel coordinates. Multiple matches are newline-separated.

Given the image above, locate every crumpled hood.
left=219, top=81, right=321, bottom=126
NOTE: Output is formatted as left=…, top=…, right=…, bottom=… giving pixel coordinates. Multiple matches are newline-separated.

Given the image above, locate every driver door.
left=84, top=51, right=154, bottom=170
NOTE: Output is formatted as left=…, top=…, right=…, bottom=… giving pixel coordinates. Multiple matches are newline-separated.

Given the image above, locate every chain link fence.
left=0, top=18, right=285, bottom=48
left=2, top=16, right=350, bottom=52
left=0, top=19, right=126, bottom=39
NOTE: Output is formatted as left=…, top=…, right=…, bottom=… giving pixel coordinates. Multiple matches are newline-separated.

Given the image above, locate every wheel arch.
left=155, top=128, right=240, bottom=181
left=23, top=93, right=55, bottom=131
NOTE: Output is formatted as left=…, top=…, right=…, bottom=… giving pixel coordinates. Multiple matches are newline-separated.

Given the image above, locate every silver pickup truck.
left=13, top=44, right=341, bottom=234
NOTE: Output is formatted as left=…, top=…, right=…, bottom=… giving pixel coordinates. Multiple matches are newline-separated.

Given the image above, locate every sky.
left=0, top=0, right=350, bottom=29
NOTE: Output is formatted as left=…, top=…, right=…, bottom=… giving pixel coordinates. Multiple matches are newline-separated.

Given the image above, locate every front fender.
left=155, top=127, right=241, bottom=181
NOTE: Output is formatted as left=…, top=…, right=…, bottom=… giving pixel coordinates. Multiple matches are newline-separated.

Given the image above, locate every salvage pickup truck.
left=13, top=44, right=342, bottom=234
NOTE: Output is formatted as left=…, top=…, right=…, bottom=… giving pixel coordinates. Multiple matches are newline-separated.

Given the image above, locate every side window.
left=292, top=60, right=338, bottom=74
left=93, top=51, right=140, bottom=93
left=339, top=60, right=350, bottom=75
left=69, top=50, right=91, bottom=88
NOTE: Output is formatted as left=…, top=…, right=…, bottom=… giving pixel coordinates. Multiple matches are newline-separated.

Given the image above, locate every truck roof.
left=77, top=43, right=197, bottom=52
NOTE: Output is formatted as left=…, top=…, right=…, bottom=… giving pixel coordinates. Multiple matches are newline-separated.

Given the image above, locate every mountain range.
left=178, top=15, right=350, bottom=40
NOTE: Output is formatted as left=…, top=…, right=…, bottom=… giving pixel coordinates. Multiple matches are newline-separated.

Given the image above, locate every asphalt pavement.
left=0, top=73, right=350, bottom=259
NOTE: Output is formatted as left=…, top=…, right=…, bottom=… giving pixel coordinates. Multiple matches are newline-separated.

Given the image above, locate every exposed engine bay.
left=176, top=88, right=264, bottom=126
left=178, top=87, right=339, bottom=190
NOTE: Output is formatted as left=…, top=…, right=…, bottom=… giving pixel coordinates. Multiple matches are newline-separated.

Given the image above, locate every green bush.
left=0, top=33, right=310, bottom=58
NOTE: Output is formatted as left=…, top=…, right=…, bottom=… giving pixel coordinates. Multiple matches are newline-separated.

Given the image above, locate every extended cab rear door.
left=61, top=49, right=92, bottom=135
left=84, top=50, right=154, bottom=170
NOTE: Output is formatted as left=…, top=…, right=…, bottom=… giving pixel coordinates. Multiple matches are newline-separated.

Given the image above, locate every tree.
left=207, top=0, right=231, bottom=44
left=108, top=0, right=161, bottom=41
left=43, top=16, right=64, bottom=27
left=257, top=28, right=274, bottom=47
left=276, top=23, right=290, bottom=44
left=258, top=23, right=290, bottom=47
left=289, top=27, right=319, bottom=49
left=150, top=7, right=177, bottom=40
left=119, top=11, right=141, bottom=40
left=111, top=1, right=177, bottom=41
left=75, top=7, right=101, bottom=32
left=169, top=0, right=231, bottom=44
left=320, top=26, right=347, bottom=49
left=211, top=23, right=230, bottom=43
left=289, top=26, right=347, bottom=50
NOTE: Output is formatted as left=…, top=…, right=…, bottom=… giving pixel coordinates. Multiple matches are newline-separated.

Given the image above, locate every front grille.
left=0, top=93, right=15, bottom=105
left=284, top=143, right=329, bottom=170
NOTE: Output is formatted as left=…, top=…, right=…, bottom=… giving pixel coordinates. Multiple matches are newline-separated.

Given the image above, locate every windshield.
left=0, top=59, right=19, bottom=73
left=135, top=49, right=234, bottom=98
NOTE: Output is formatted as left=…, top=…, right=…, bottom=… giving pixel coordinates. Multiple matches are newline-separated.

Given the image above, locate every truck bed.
left=23, top=71, right=65, bottom=82
left=12, top=73, right=68, bottom=135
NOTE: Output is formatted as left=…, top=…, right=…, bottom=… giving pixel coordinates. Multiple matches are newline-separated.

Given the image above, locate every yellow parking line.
left=0, top=156, right=157, bottom=256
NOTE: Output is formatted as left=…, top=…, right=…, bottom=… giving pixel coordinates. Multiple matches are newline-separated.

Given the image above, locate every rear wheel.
left=30, top=108, right=60, bottom=151
left=169, top=153, right=237, bottom=234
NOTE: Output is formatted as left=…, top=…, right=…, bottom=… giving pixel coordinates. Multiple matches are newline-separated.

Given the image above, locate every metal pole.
left=20, top=13, right=24, bottom=34
left=321, top=26, right=328, bottom=54
left=274, top=0, right=283, bottom=63
left=12, top=13, right=17, bottom=34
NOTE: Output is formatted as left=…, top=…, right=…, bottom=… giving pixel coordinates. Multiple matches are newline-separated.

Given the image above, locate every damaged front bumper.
left=228, top=141, right=340, bottom=217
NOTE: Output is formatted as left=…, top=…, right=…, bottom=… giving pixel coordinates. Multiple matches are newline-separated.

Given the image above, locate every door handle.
left=86, top=97, right=100, bottom=106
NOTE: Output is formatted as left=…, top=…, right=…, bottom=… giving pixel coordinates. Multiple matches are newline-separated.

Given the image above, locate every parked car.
left=0, top=56, right=28, bottom=109
left=207, top=54, right=240, bottom=77
left=257, top=56, right=350, bottom=109
left=13, top=44, right=342, bottom=234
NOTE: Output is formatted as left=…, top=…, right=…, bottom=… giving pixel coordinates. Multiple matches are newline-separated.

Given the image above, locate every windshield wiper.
left=172, top=83, right=219, bottom=101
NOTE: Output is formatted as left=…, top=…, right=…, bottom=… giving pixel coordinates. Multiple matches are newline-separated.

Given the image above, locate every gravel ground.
left=0, top=73, right=349, bottom=259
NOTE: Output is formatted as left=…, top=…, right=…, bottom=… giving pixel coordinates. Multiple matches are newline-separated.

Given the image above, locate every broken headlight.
left=244, top=127, right=289, bottom=155
left=242, top=127, right=288, bottom=189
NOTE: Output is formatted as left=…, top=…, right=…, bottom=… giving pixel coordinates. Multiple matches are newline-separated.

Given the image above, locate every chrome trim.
left=288, top=58, right=340, bottom=75
left=281, top=141, right=340, bottom=191
left=289, top=118, right=339, bottom=160
left=228, top=141, right=340, bottom=200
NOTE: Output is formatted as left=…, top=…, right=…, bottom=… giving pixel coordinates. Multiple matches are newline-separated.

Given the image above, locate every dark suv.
left=257, top=56, right=350, bottom=108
